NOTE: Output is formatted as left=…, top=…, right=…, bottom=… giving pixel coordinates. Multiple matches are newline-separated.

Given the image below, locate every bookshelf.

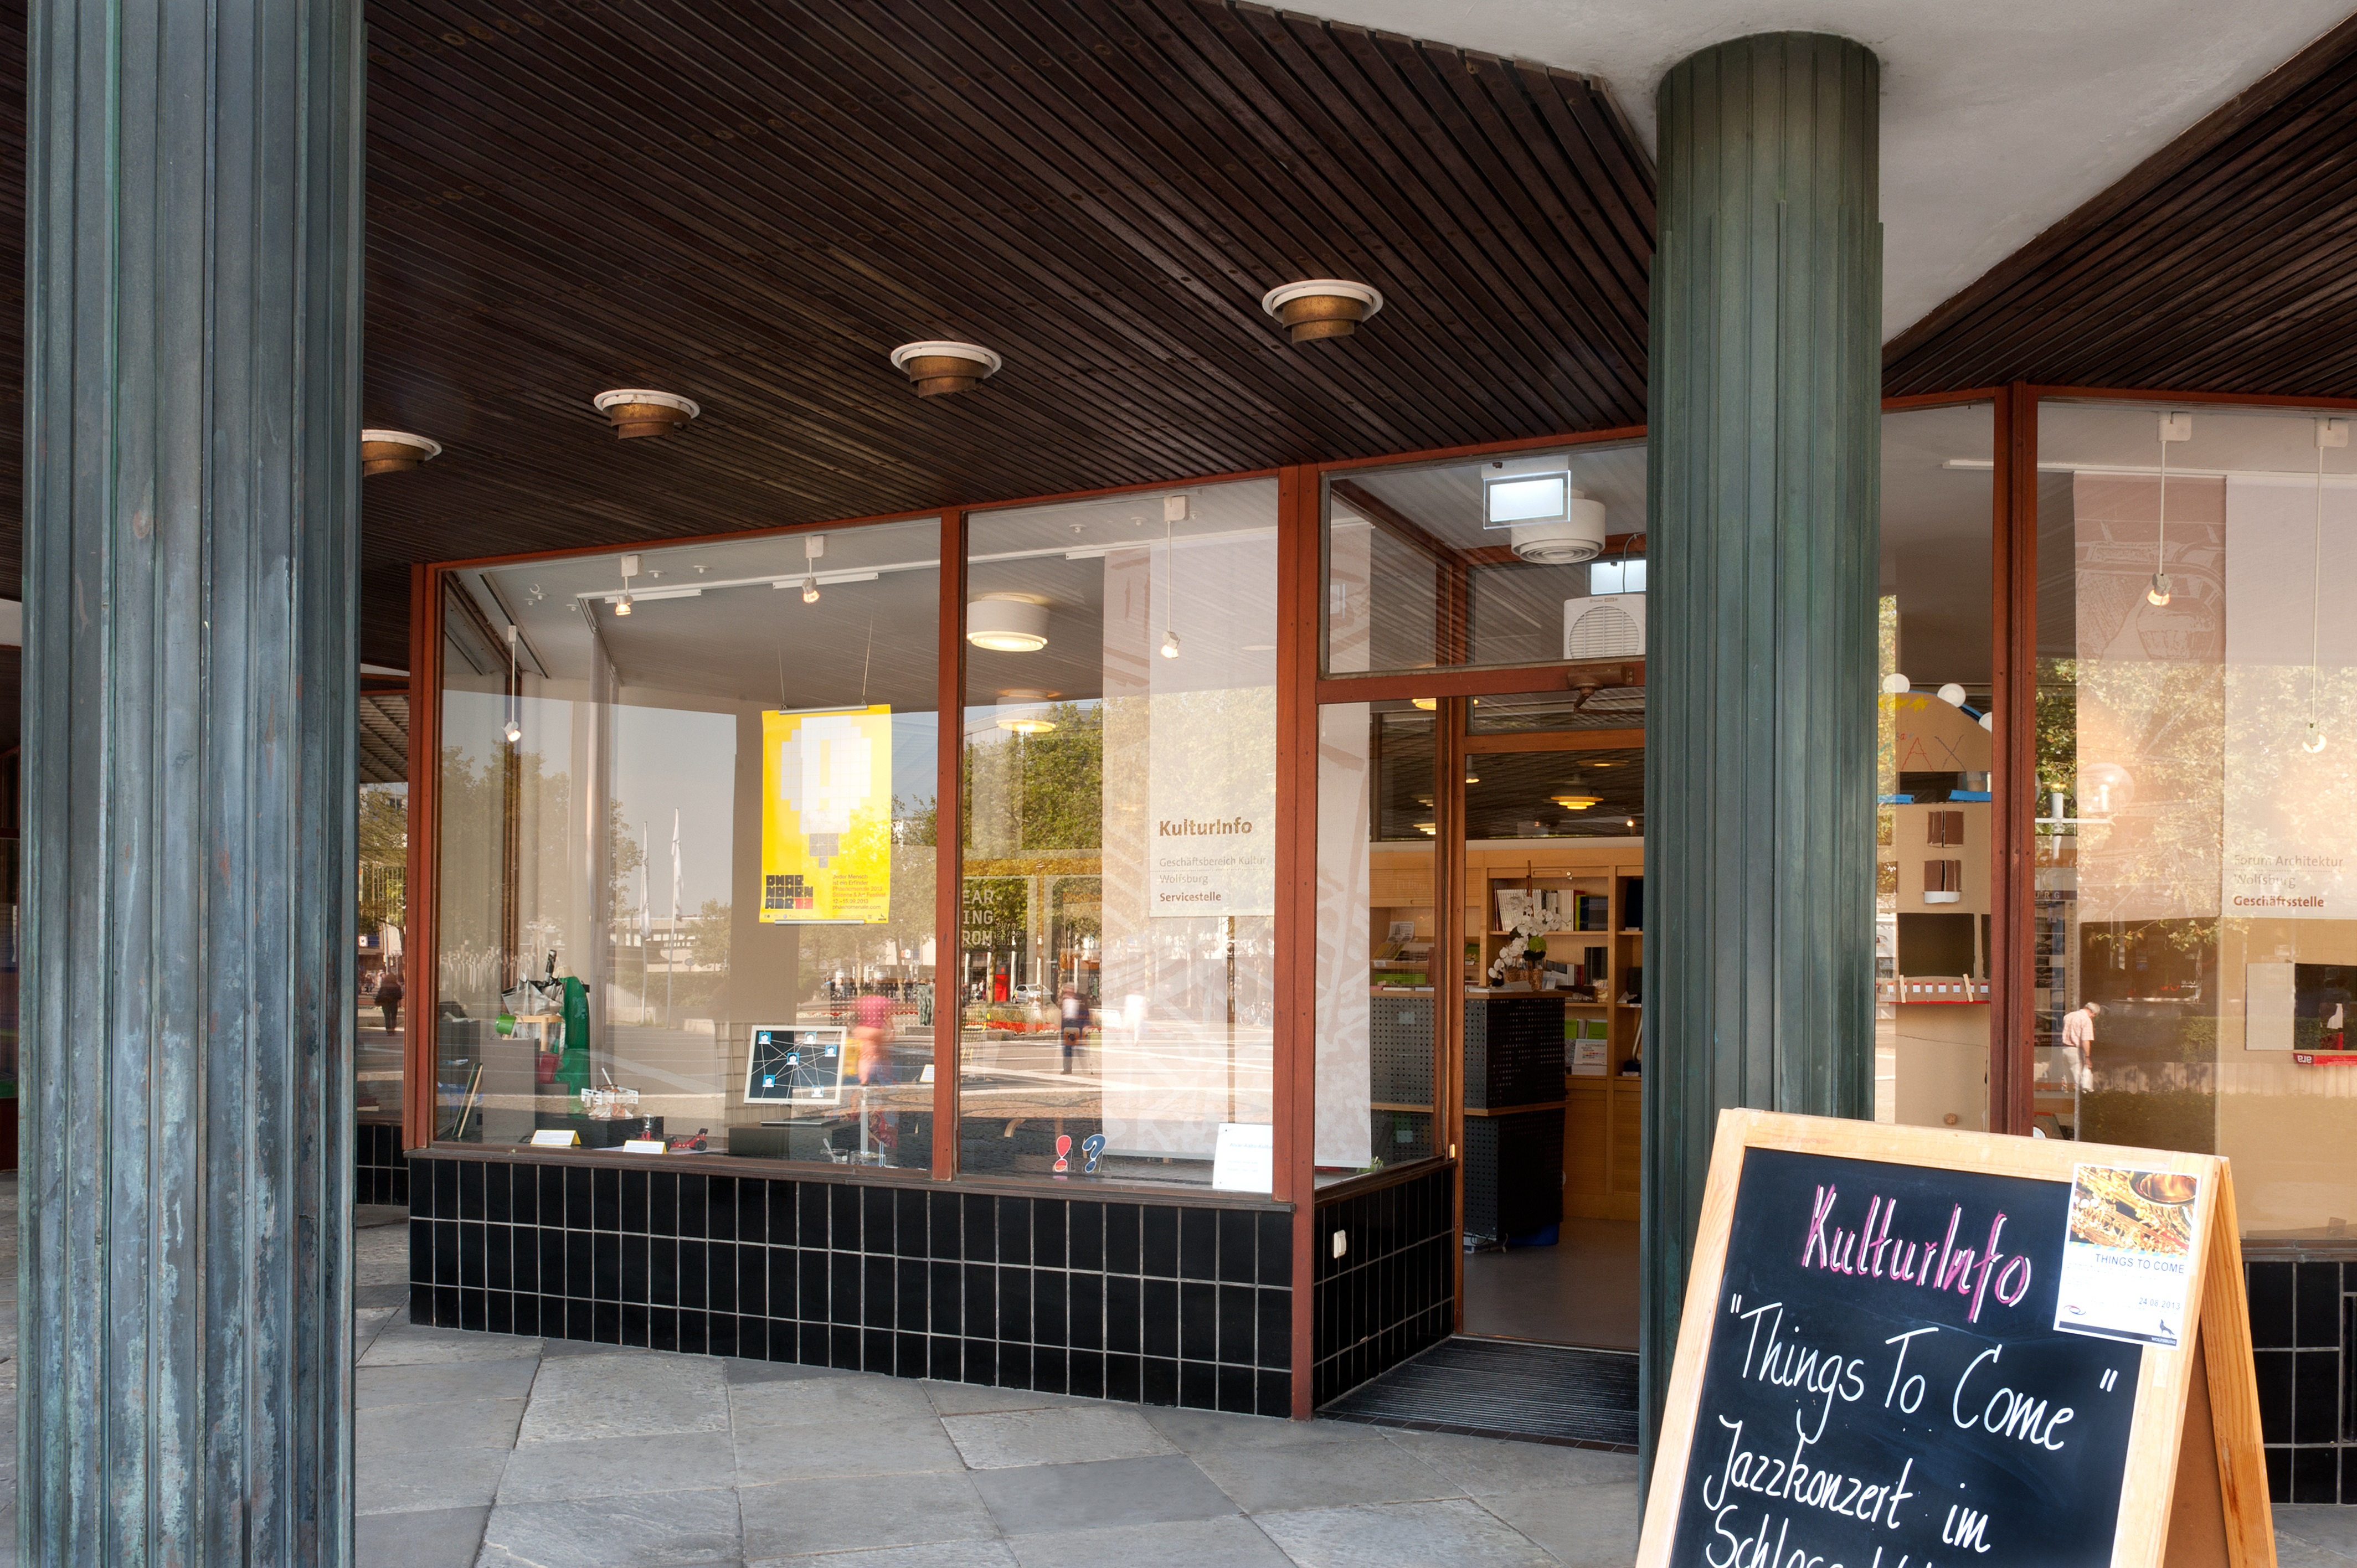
left=1464, top=845, right=1644, bottom=1223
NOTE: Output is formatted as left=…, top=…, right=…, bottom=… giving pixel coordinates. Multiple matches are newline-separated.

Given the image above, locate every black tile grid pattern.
left=2247, top=1254, right=2357, bottom=1504
left=407, top=1156, right=1294, bottom=1417
left=1311, top=1165, right=1454, bottom=1407
left=357, top=1121, right=410, bottom=1207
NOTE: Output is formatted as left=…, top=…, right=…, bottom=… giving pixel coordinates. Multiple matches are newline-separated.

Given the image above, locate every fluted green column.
left=1640, top=33, right=1881, bottom=1464
left=21, top=0, right=364, bottom=1558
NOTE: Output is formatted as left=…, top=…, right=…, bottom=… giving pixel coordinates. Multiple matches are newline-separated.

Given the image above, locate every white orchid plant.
left=1487, top=902, right=1565, bottom=984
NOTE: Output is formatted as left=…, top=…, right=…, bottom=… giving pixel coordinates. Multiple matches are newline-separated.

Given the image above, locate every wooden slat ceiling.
left=1884, top=11, right=2357, bottom=400
left=5, top=4, right=2351, bottom=674
left=348, top=0, right=1655, bottom=664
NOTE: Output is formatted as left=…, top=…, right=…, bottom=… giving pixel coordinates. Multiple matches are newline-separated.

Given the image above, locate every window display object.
left=745, top=1025, right=848, bottom=1105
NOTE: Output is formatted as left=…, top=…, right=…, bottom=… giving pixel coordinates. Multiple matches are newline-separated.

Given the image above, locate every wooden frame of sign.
left=1636, top=1110, right=2273, bottom=1568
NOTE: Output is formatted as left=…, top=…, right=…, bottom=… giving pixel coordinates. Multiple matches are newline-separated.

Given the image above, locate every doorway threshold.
left=1319, top=1335, right=1638, bottom=1450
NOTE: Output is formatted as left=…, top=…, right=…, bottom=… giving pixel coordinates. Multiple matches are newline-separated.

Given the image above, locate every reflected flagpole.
left=639, top=821, right=650, bottom=1024
left=667, top=808, right=681, bottom=1026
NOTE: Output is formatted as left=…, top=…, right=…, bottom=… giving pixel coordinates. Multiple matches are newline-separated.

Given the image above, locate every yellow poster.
left=760, top=705, right=892, bottom=925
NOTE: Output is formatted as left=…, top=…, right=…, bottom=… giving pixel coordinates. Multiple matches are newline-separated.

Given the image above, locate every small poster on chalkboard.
left=2054, top=1164, right=2199, bottom=1347
left=1638, top=1111, right=2272, bottom=1568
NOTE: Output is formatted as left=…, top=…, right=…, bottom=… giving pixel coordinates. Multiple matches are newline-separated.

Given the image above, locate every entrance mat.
left=1319, top=1335, right=1639, bottom=1450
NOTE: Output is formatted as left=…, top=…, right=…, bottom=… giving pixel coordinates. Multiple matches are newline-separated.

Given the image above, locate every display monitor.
left=744, top=1025, right=848, bottom=1106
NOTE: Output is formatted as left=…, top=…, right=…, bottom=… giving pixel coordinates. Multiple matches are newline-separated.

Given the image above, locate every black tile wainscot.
left=1312, top=1162, right=1455, bottom=1407
left=2247, top=1244, right=2357, bottom=1504
left=357, top=1120, right=410, bottom=1206
left=407, top=1153, right=1295, bottom=1416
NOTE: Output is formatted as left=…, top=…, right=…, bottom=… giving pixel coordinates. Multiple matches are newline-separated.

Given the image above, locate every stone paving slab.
left=941, top=1405, right=1179, bottom=1469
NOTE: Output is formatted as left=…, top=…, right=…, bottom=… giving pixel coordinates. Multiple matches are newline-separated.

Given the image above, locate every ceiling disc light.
left=1464, top=769, right=1480, bottom=785
left=360, top=428, right=442, bottom=477
left=1261, top=278, right=1383, bottom=343
left=891, top=341, right=1002, bottom=398
left=1881, top=672, right=1912, bottom=695
left=996, top=693, right=1059, bottom=735
left=1414, top=821, right=1437, bottom=837
left=592, top=388, right=699, bottom=439
left=1411, top=697, right=1437, bottom=711
left=1936, top=683, right=1967, bottom=708
left=966, top=593, right=1050, bottom=653
left=1551, top=790, right=1601, bottom=811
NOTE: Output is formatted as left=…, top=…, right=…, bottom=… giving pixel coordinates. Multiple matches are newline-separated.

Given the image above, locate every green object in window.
left=557, top=975, right=591, bottom=1098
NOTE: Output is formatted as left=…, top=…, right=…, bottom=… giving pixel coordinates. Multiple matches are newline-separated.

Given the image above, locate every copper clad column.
left=21, top=0, right=363, bottom=1559
left=1640, top=34, right=1881, bottom=1463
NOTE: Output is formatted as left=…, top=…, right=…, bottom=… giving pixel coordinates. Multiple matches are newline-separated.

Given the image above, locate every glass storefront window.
left=1324, top=442, right=1648, bottom=675
left=434, top=518, right=941, bottom=1167
left=357, top=772, right=408, bottom=1123
left=1874, top=402, right=1996, bottom=1129
left=958, top=481, right=1279, bottom=1188
left=1315, top=702, right=1440, bottom=1182
left=2037, top=401, right=2357, bottom=1238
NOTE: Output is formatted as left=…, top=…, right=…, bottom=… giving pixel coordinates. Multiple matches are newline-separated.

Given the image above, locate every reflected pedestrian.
left=1059, top=985, right=1088, bottom=1075
left=375, top=966, right=404, bottom=1033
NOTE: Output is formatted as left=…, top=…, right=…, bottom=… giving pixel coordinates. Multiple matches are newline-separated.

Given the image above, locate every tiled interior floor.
left=0, top=1177, right=2353, bottom=1564
left=1461, top=1220, right=1640, bottom=1351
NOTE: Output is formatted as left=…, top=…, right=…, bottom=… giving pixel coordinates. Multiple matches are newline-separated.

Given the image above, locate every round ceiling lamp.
left=593, top=389, right=699, bottom=439
left=891, top=341, right=1002, bottom=398
left=361, top=429, right=441, bottom=477
left=1880, top=672, right=1912, bottom=695
left=996, top=689, right=1059, bottom=735
left=1260, top=279, right=1383, bottom=343
left=1551, top=788, right=1601, bottom=811
left=966, top=593, right=1050, bottom=653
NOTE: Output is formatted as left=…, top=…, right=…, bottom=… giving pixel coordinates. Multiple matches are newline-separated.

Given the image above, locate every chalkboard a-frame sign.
left=1636, top=1111, right=2273, bottom=1568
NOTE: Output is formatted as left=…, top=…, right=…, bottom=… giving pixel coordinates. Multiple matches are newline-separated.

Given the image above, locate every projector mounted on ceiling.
left=1483, top=455, right=1607, bottom=564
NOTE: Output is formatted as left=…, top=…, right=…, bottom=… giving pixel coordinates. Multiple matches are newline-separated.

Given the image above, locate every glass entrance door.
left=1452, top=692, right=1643, bottom=1349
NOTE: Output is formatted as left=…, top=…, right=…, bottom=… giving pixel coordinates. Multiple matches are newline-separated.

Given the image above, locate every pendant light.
left=2303, top=418, right=2349, bottom=752
left=502, top=625, right=523, bottom=746
left=800, top=535, right=823, bottom=605
left=614, top=553, right=641, bottom=616
left=1160, top=512, right=1181, bottom=659
left=2148, top=411, right=2191, bottom=606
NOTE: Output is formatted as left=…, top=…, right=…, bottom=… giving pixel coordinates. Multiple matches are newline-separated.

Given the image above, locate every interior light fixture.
left=1464, top=769, right=1480, bottom=785
left=361, top=428, right=441, bottom=477
left=593, top=389, right=699, bottom=439
left=995, top=690, right=1059, bottom=735
left=614, top=553, right=641, bottom=616
left=2302, top=417, right=2348, bottom=753
left=1160, top=511, right=1181, bottom=658
left=1414, top=821, right=1437, bottom=837
left=1881, top=672, right=1912, bottom=695
left=1484, top=455, right=1607, bottom=564
left=1551, top=788, right=1601, bottom=811
left=966, top=593, right=1050, bottom=653
left=2147, top=410, right=2191, bottom=605
left=1260, top=278, right=1383, bottom=343
left=1411, top=697, right=1437, bottom=711
left=1936, top=683, right=1967, bottom=708
left=503, top=625, right=523, bottom=745
left=801, top=535, right=824, bottom=605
